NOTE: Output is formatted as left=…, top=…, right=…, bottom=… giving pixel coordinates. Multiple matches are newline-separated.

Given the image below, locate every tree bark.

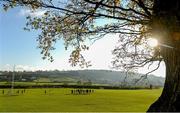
left=147, top=0, right=180, bottom=112
left=147, top=43, right=180, bottom=112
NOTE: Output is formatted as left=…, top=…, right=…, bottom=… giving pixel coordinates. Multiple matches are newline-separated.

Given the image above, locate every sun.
left=147, top=38, right=158, bottom=47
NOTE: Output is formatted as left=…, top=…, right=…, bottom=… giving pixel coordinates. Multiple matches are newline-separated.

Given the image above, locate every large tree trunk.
left=147, top=43, right=180, bottom=112
left=147, top=0, right=180, bottom=112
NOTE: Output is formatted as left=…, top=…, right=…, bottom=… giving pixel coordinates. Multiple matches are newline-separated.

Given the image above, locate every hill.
left=0, top=70, right=165, bottom=87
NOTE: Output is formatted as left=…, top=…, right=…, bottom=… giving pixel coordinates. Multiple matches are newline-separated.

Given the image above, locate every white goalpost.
left=8, top=65, right=15, bottom=96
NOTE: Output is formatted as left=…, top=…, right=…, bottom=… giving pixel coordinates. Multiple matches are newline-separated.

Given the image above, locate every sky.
left=0, top=7, right=166, bottom=77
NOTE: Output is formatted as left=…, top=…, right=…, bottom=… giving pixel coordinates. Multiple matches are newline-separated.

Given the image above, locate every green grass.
left=0, top=88, right=162, bottom=112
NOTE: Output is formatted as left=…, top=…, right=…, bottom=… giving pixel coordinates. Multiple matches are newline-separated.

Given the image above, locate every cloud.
left=2, top=64, right=12, bottom=71
left=19, top=8, right=46, bottom=17
left=82, top=34, right=118, bottom=69
left=0, top=64, right=43, bottom=72
left=15, top=65, right=39, bottom=71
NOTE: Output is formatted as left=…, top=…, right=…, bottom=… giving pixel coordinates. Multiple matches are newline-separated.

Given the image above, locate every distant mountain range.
left=0, top=70, right=165, bottom=87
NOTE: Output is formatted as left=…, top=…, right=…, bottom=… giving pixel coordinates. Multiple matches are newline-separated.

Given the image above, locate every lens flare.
left=147, top=38, right=158, bottom=47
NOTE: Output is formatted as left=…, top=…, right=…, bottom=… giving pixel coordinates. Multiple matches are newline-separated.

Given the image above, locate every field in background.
left=0, top=88, right=162, bottom=112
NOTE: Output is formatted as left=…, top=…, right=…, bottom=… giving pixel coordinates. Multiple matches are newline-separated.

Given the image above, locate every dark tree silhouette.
left=147, top=0, right=180, bottom=111
left=1, top=0, right=180, bottom=111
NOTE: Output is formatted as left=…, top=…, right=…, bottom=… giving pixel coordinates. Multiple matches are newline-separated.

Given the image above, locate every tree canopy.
left=1, top=0, right=159, bottom=72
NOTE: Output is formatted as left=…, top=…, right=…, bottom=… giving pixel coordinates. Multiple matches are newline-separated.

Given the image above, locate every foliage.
left=1, top=0, right=161, bottom=72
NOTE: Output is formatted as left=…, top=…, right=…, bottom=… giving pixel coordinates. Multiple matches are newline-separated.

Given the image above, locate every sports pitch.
left=0, top=88, right=162, bottom=112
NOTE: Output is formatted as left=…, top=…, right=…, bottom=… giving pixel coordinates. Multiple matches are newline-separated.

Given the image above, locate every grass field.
left=0, top=82, right=109, bottom=86
left=0, top=88, right=162, bottom=112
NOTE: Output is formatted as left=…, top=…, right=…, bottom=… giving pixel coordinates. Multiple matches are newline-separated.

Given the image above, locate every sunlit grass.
left=0, top=88, right=162, bottom=112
